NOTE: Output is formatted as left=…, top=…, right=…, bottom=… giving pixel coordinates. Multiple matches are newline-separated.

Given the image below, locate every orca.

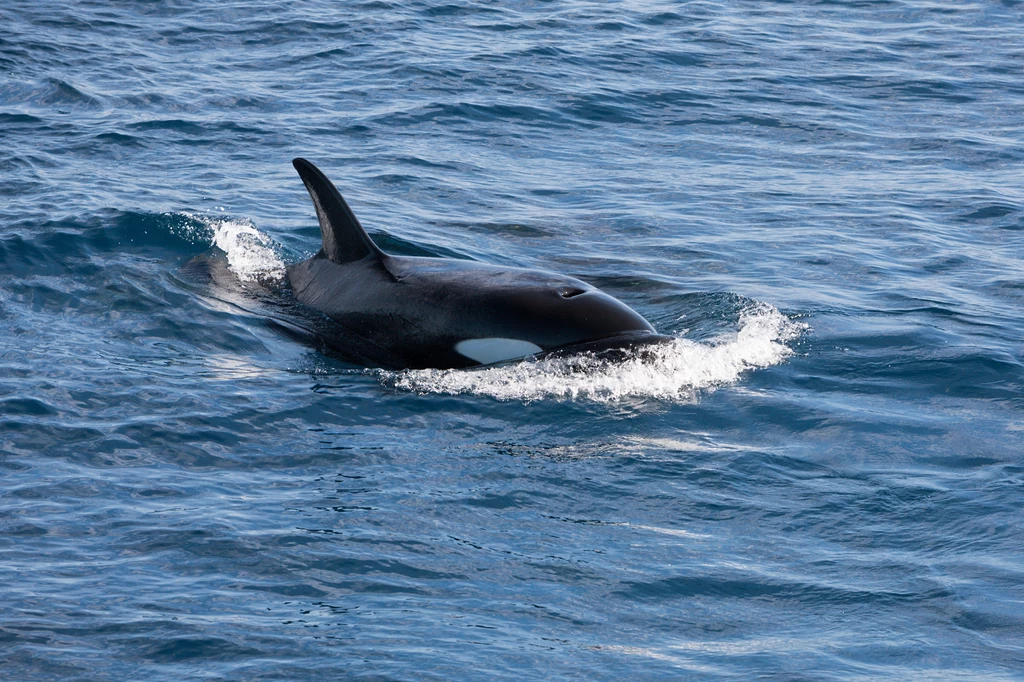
left=286, top=158, right=671, bottom=369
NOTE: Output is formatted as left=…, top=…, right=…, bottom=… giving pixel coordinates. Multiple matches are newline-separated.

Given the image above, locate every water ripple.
left=2, top=1, right=1024, bottom=680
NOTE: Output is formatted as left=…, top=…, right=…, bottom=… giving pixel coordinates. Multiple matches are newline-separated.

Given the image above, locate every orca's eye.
left=558, top=287, right=586, bottom=298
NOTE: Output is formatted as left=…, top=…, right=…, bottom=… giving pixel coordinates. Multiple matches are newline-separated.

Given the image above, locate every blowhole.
left=559, top=287, right=587, bottom=298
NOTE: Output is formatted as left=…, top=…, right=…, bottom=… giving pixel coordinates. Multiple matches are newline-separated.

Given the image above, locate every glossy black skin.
left=288, top=252, right=658, bottom=369
left=285, top=158, right=665, bottom=370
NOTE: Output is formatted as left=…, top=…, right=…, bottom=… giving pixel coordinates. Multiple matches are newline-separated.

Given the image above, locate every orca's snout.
left=543, top=330, right=676, bottom=361
left=493, top=284, right=659, bottom=362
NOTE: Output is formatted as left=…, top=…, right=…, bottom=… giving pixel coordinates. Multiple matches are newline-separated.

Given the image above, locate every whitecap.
left=204, top=216, right=286, bottom=282
left=382, top=303, right=806, bottom=403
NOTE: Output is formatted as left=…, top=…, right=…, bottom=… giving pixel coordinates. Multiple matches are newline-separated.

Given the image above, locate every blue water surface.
left=2, top=1, right=1023, bottom=679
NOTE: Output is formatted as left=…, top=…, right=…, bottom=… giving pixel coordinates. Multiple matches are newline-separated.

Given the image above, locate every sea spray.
left=382, top=303, right=805, bottom=402
left=208, top=217, right=286, bottom=282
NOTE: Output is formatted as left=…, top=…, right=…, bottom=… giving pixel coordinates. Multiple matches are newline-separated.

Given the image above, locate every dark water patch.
left=641, top=11, right=686, bottom=26
left=285, top=46, right=356, bottom=65
left=420, top=3, right=508, bottom=18
left=959, top=203, right=1017, bottom=222
left=595, top=21, right=635, bottom=32
left=94, top=131, right=147, bottom=147
left=516, top=45, right=575, bottom=59
left=0, top=212, right=211, bottom=270
left=0, top=397, right=60, bottom=417
left=118, top=92, right=198, bottom=112
left=1, top=522, right=49, bottom=537
left=371, top=232, right=474, bottom=259
left=0, top=234, right=71, bottom=277
left=617, top=574, right=953, bottom=606
left=392, top=154, right=466, bottom=171
left=0, top=112, right=44, bottom=125
left=310, top=557, right=465, bottom=581
left=128, top=119, right=207, bottom=135
left=849, top=77, right=976, bottom=104
left=142, top=637, right=263, bottom=663
left=444, top=220, right=555, bottom=239
left=375, top=101, right=570, bottom=128
left=560, top=96, right=641, bottom=126
left=371, top=172, right=421, bottom=186
left=11, top=78, right=104, bottom=110
left=651, top=50, right=708, bottom=67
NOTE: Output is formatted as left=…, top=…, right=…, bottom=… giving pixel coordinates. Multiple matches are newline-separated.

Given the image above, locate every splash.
left=383, top=304, right=805, bottom=403
left=206, top=217, right=286, bottom=282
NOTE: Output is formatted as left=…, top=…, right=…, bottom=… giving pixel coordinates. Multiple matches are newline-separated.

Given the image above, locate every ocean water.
left=2, top=1, right=1023, bottom=679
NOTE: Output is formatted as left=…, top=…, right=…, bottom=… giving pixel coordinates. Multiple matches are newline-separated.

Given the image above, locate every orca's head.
left=449, top=267, right=668, bottom=365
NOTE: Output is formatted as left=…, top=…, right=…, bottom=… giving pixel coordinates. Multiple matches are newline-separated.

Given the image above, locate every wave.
left=192, top=215, right=286, bottom=282
left=382, top=304, right=805, bottom=403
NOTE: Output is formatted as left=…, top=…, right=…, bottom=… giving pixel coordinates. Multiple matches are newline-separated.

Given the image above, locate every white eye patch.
left=454, top=338, right=542, bottom=365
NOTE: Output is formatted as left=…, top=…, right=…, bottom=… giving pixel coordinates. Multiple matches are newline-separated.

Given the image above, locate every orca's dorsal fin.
left=292, top=157, right=384, bottom=264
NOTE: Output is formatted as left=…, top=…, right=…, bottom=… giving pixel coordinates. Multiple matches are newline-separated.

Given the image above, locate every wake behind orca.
left=282, top=158, right=672, bottom=370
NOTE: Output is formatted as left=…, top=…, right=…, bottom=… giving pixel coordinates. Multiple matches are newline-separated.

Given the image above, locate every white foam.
left=383, top=304, right=806, bottom=403
left=207, top=217, right=286, bottom=282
